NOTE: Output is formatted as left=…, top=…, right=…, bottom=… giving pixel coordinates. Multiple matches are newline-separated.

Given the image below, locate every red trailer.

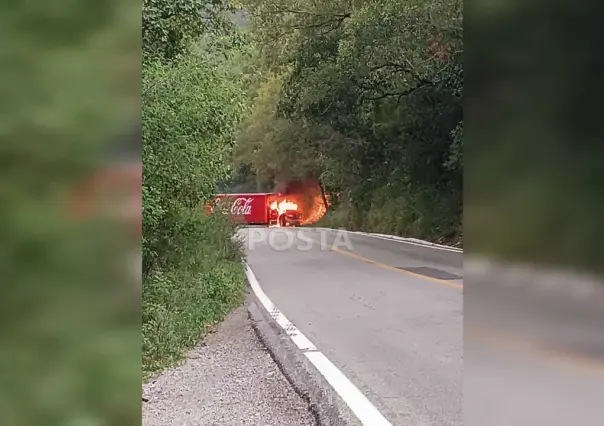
left=208, top=193, right=272, bottom=225
left=207, top=191, right=314, bottom=227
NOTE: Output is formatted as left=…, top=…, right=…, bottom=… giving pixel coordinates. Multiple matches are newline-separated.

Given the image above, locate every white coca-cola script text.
left=215, top=197, right=253, bottom=216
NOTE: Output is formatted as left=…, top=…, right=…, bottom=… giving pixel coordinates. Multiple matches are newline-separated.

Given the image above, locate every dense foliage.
left=142, top=0, right=248, bottom=376
left=234, top=0, right=463, bottom=244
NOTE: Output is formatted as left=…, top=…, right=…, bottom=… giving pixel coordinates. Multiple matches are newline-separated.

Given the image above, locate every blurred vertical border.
left=465, top=0, right=604, bottom=270
left=465, top=0, right=604, bottom=425
left=0, top=0, right=142, bottom=425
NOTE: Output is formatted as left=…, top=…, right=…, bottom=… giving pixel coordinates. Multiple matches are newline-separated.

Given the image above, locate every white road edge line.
left=246, top=263, right=317, bottom=352
left=245, top=264, right=393, bottom=426
left=314, top=227, right=463, bottom=253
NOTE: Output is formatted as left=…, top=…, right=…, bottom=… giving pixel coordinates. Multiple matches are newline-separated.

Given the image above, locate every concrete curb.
left=312, top=227, right=463, bottom=252
left=247, top=292, right=361, bottom=426
left=356, top=231, right=462, bottom=251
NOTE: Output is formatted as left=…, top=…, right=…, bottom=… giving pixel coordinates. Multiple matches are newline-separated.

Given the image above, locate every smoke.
left=272, top=178, right=327, bottom=225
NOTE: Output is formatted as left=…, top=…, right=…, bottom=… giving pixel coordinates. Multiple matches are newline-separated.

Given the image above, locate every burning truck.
left=206, top=180, right=329, bottom=227
left=207, top=193, right=302, bottom=227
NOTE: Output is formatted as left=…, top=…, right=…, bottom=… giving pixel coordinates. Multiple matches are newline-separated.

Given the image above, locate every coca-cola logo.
left=230, top=197, right=253, bottom=215
left=214, top=197, right=253, bottom=216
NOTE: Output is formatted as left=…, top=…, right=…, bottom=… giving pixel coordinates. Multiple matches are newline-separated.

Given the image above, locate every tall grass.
left=142, top=214, right=246, bottom=378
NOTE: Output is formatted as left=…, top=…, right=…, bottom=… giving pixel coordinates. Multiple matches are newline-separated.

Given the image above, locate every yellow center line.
left=466, top=325, right=604, bottom=375
left=299, top=232, right=604, bottom=375
left=307, top=236, right=463, bottom=290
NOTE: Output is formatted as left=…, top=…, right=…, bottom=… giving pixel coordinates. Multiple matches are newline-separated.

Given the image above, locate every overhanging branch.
left=272, top=9, right=351, bottom=19
left=361, top=81, right=434, bottom=105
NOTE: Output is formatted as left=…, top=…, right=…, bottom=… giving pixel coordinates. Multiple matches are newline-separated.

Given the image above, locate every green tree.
left=143, top=53, right=245, bottom=272
left=142, top=0, right=250, bottom=376
left=235, top=0, right=463, bottom=243
left=143, top=0, right=236, bottom=61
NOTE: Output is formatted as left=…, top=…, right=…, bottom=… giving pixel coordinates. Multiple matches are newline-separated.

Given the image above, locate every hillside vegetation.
left=140, top=0, right=464, bottom=378
left=233, top=0, right=463, bottom=245
left=142, top=0, right=251, bottom=377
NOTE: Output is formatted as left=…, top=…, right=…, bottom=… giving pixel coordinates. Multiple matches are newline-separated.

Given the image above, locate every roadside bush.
left=142, top=34, right=248, bottom=375
left=142, top=214, right=245, bottom=377
left=319, top=185, right=462, bottom=246
left=143, top=54, right=244, bottom=273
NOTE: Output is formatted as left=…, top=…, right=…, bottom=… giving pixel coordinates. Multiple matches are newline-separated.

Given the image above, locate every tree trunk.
left=318, top=178, right=329, bottom=208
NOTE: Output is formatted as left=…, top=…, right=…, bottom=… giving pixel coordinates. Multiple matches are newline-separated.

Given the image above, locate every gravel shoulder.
left=143, top=304, right=317, bottom=426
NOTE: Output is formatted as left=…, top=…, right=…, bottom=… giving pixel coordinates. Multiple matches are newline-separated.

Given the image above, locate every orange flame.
left=270, top=179, right=330, bottom=226
left=270, top=199, right=299, bottom=215
left=302, top=199, right=326, bottom=225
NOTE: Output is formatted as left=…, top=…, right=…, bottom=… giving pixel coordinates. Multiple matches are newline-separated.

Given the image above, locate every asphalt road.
left=243, top=226, right=604, bottom=426
left=464, top=258, right=604, bottom=426
left=242, top=227, right=463, bottom=426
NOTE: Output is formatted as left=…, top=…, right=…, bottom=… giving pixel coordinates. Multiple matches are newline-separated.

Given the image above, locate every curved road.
left=242, top=227, right=463, bottom=426
left=240, top=226, right=604, bottom=426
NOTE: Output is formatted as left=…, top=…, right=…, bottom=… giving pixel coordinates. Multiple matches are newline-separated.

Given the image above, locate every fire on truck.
left=206, top=193, right=302, bottom=227
left=206, top=189, right=327, bottom=227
